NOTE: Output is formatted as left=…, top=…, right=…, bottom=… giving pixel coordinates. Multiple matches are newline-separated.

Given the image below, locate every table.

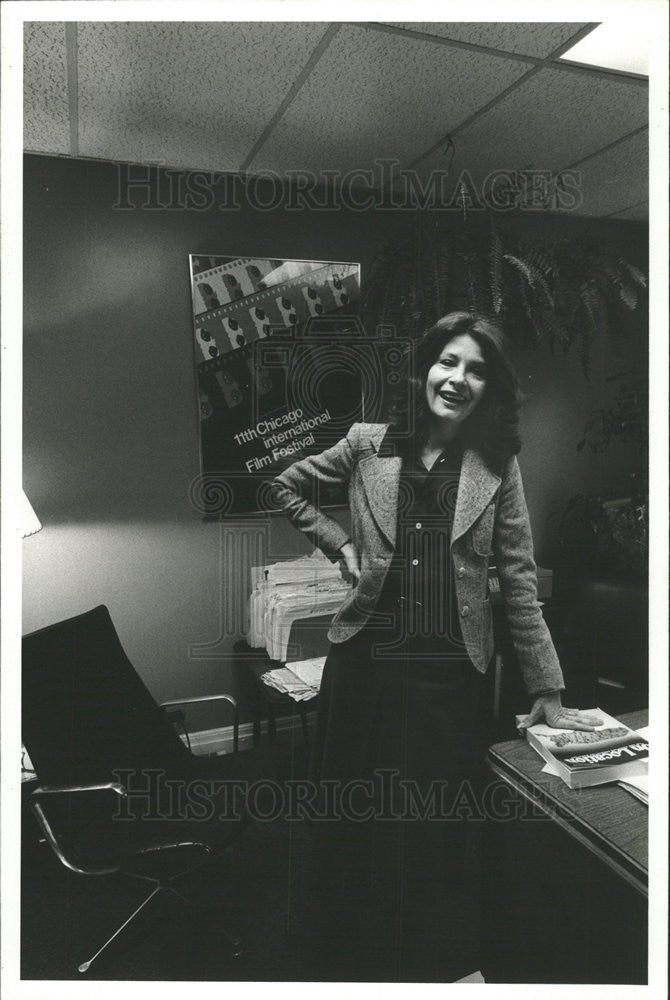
left=233, top=640, right=317, bottom=747
left=482, top=709, right=648, bottom=984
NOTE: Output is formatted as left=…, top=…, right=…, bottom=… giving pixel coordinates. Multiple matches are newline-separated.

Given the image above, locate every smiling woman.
left=390, top=312, right=523, bottom=468
left=425, top=332, right=488, bottom=435
left=269, top=311, right=603, bottom=981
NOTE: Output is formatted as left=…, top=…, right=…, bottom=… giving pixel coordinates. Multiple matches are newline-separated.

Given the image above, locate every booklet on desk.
left=515, top=709, right=649, bottom=789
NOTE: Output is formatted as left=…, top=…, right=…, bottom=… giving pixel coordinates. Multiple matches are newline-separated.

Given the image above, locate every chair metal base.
left=77, top=869, right=242, bottom=974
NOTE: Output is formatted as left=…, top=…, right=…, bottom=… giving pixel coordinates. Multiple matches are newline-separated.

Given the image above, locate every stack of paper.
left=250, top=548, right=342, bottom=591
left=260, top=656, right=326, bottom=701
left=247, top=551, right=349, bottom=660
left=618, top=726, right=649, bottom=804
left=617, top=774, right=648, bottom=804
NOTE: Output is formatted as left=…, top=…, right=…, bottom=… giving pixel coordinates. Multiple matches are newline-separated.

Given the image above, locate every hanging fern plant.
left=359, top=214, right=646, bottom=376
left=488, top=219, right=503, bottom=316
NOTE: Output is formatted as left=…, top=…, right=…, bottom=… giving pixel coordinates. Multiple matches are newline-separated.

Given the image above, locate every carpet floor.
left=21, top=733, right=483, bottom=983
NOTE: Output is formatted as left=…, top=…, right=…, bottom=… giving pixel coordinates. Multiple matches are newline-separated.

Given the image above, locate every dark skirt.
left=302, top=625, right=490, bottom=981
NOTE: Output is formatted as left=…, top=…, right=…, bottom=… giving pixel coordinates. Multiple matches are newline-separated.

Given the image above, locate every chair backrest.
left=22, top=605, right=190, bottom=786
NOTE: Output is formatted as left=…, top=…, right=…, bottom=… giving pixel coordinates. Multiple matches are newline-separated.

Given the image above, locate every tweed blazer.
left=270, top=422, right=565, bottom=696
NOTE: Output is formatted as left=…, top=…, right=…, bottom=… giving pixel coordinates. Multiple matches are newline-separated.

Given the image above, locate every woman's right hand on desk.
left=518, top=692, right=603, bottom=731
left=338, top=542, right=361, bottom=586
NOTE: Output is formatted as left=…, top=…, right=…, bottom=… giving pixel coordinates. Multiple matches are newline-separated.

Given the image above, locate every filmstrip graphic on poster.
left=188, top=255, right=365, bottom=515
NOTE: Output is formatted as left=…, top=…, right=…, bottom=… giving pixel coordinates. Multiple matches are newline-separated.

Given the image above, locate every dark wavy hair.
left=387, top=312, right=523, bottom=468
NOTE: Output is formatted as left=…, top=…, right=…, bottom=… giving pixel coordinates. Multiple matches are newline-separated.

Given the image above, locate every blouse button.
left=457, top=566, right=466, bottom=578
left=460, top=605, right=470, bottom=618
left=412, top=558, right=419, bottom=566
left=415, top=522, right=422, bottom=529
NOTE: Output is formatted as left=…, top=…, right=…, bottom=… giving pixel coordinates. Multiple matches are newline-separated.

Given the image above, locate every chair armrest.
left=30, top=783, right=129, bottom=876
left=160, top=694, right=239, bottom=753
left=32, top=782, right=128, bottom=799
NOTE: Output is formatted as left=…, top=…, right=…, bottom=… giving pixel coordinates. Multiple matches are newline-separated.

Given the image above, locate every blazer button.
left=457, top=566, right=466, bottom=579
left=460, top=605, right=470, bottom=618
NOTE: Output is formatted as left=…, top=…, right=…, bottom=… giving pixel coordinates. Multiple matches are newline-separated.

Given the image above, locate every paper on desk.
left=618, top=726, right=649, bottom=803
left=260, top=656, right=326, bottom=702
left=266, top=584, right=348, bottom=661
left=542, top=762, right=649, bottom=804
left=618, top=774, right=648, bottom=803
left=251, top=550, right=341, bottom=589
left=261, top=667, right=314, bottom=701
left=288, top=657, right=326, bottom=689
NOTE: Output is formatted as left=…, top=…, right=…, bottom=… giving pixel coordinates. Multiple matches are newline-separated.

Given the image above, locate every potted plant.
left=554, top=372, right=648, bottom=581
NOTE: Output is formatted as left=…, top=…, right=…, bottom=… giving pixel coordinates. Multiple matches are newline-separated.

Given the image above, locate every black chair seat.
left=22, top=604, right=279, bottom=973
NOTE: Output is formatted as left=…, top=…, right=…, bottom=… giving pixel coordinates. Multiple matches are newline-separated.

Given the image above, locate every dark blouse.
left=366, top=435, right=466, bottom=663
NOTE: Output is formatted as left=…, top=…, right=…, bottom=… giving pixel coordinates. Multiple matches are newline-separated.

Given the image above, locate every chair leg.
left=298, top=703, right=310, bottom=748
left=78, top=884, right=163, bottom=973
left=267, top=701, right=277, bottom=742
left=167, top=884, right=243, bottom=957
left=132, top=842, right=214, bottom=885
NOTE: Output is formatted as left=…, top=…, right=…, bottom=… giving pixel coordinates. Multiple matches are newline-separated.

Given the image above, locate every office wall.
left=22, top=154, right=647, bottom=721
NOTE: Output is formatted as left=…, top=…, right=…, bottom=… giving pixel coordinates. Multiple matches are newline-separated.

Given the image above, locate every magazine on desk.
left=516, top=708, right=649, bottom=790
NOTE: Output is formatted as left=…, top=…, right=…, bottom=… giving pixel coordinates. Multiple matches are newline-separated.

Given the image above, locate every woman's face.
left=425, top=333, right=488, bottom=432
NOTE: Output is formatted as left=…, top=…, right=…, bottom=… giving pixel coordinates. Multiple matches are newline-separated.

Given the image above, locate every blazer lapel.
left=358, top=425, right=401, bottom=548
left=452, top=448, right=502, bottom=544
left=358, top=428, right=501, bottom=549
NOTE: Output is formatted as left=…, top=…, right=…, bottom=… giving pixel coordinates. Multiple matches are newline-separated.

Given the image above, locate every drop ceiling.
left=23, top=21, right=648, bottom=220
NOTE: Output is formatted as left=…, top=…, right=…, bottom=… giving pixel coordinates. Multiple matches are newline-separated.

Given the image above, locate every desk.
left=233, top=640, right=317, bottom=747
left=483, top=710, right=648, bottom=984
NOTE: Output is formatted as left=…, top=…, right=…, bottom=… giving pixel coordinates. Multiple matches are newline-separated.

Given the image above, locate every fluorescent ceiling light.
left=560, top=23, right=648, bottom=76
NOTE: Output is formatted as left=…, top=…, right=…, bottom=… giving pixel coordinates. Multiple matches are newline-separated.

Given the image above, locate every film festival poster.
left=190, top=254, right=385, bottom=515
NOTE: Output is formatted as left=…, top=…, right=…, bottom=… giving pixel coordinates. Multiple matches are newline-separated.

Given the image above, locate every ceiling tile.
left=382, top=23, right=589, bottom=58
left=24, top=22, right=71, bottom=154
left=77, top=22, right=327, bottom=170
left=253, top=23, right=531, bottom=175
left=559, top=130, right=648, bottom=218
left=22, top=21, right=647, bottom=222
left=415, top=66, right=648, bottom=200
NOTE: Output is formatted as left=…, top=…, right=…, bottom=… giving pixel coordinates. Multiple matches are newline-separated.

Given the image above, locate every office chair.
left=22, top=605, right=277, bottom=974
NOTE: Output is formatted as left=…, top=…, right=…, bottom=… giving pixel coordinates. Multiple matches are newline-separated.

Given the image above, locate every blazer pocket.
left=471, top=505, right=495, bottom=557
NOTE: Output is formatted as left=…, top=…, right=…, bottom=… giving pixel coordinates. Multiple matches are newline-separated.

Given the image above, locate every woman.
left=270, top=312, right=599, bottom=981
